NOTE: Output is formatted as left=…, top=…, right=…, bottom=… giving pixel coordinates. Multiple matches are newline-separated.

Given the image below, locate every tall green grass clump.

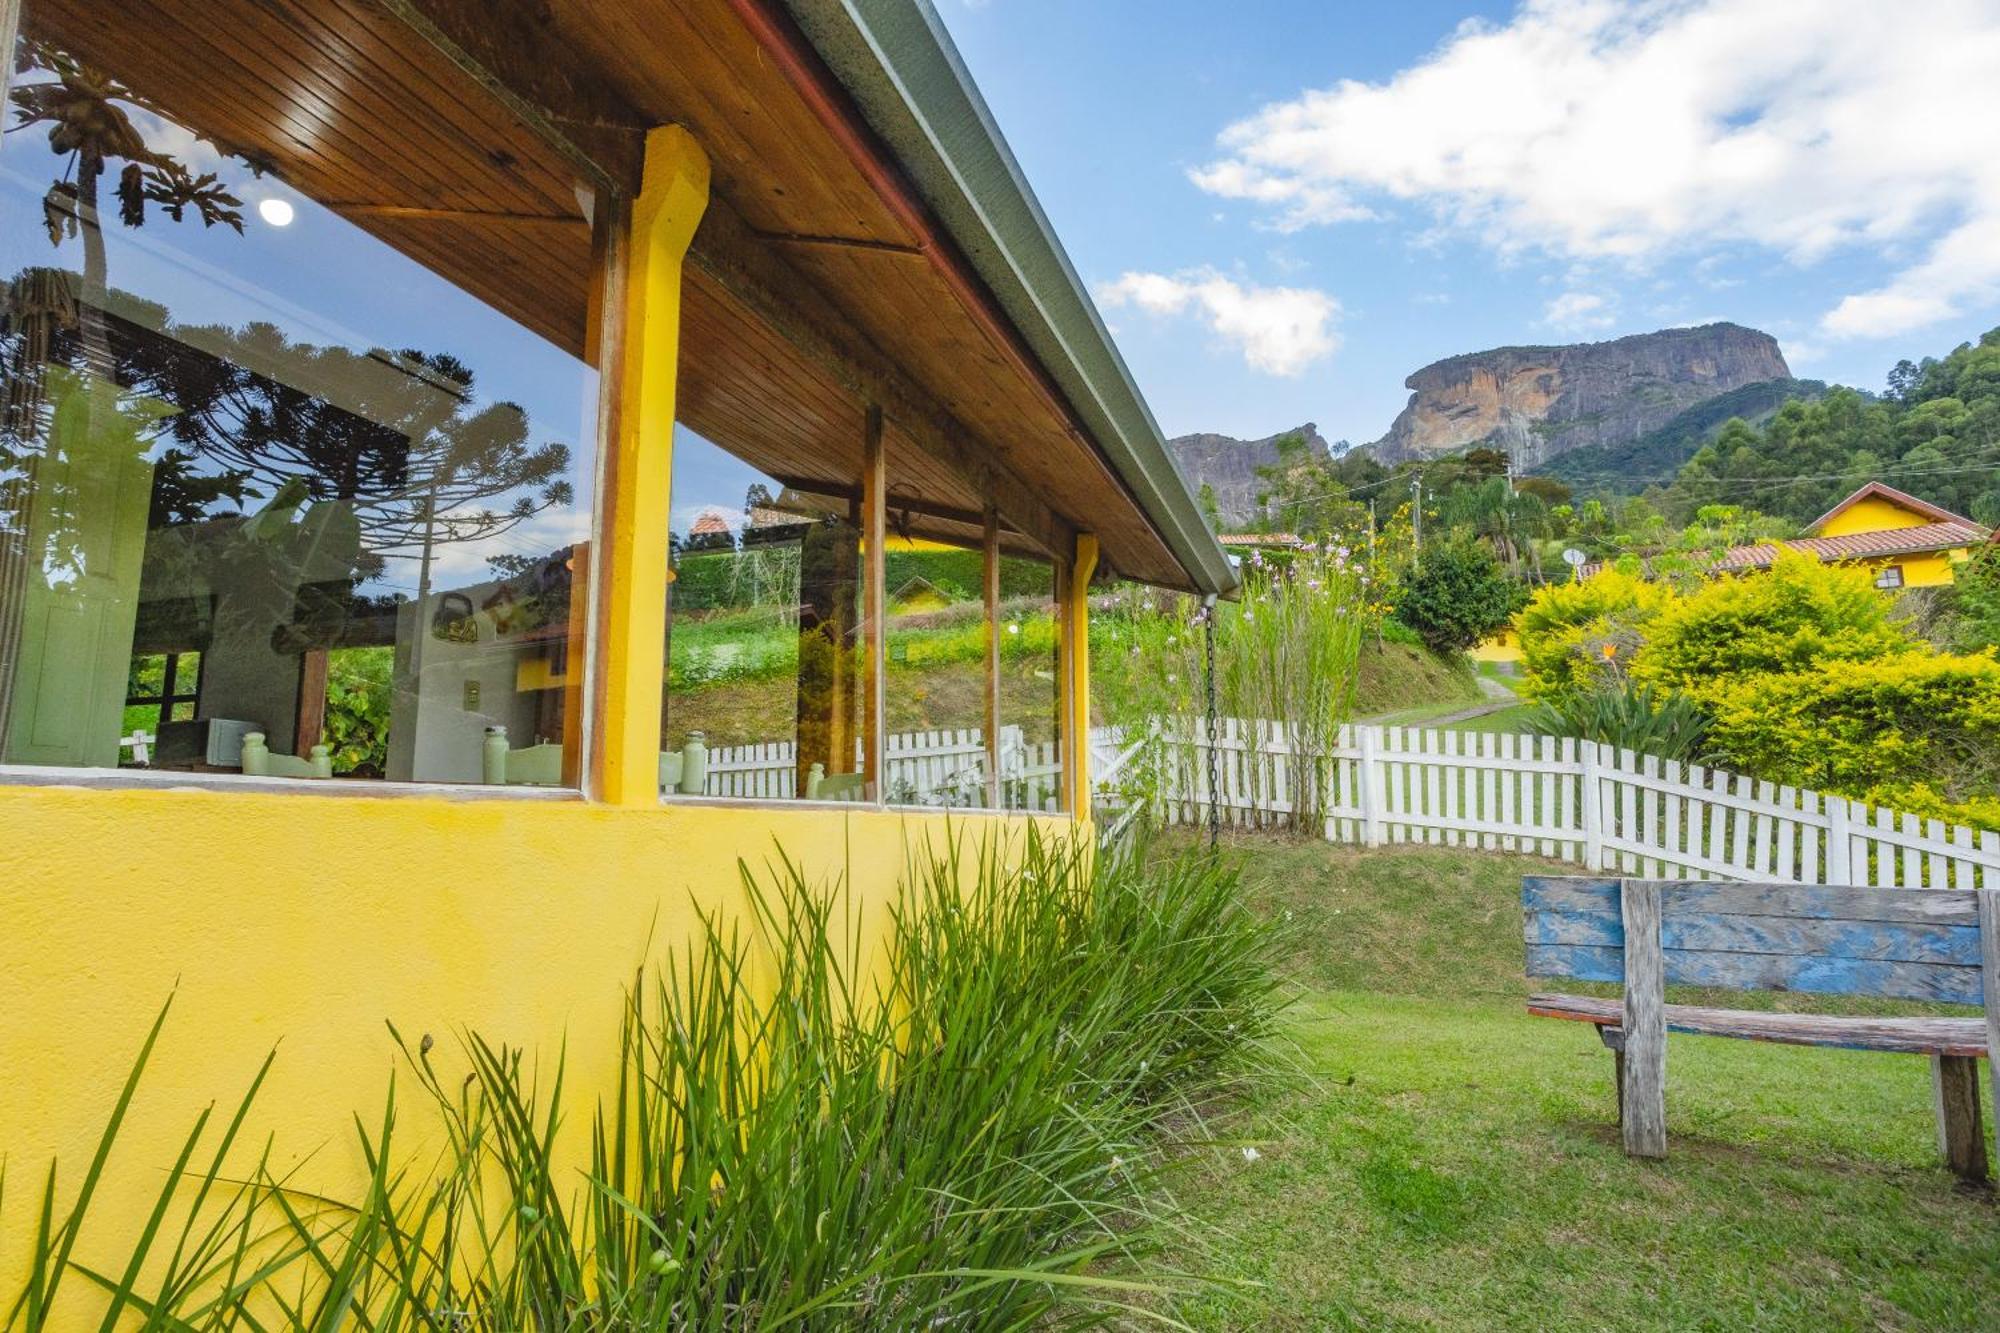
left=1095, top=544, right=1364, bottom=831
left=5, top=828, right=1279, bottom=1330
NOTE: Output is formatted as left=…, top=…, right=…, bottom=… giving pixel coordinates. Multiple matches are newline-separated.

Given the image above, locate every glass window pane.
left=662, top=430, right=860, bottom=801
left=998, top=555, right=1063, bottom=813
left=0, top=22, right=598, bottom=785
left=882, top=536, right=994, bottom=809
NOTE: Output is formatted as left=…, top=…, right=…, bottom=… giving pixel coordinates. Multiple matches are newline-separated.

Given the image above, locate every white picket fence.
left=700, top=724, right=1064, bottom=811
left=1151, top=719, right=2000, bottom=889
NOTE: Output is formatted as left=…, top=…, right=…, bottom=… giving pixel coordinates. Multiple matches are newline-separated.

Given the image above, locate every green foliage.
left=1662, top=327, right=2000, bottom=527
left=1947, top=544, right=2000, bottom=652
left=322, top=646, right=391, bottom=775
left=1538, top=377, right=1825, bottom=499
left=1094, top=544, right=1366, bottom=829
left=1631, top=551, right=1912, bottom=700
left=1706, top=650, right=2000, bottom=812
left=1522, top=682, right=1714, bottom=763
left=1514, top=568, right=1668, bottom=702
left=4, top=831, right=1281, bottom=1328
left=1391, top=539, right=1521, bottom=655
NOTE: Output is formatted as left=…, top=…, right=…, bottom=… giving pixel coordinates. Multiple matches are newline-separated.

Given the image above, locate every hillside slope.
left=1534, top=377, right=1827, bottom=498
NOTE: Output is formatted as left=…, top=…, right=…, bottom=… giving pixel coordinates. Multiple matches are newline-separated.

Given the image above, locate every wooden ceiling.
left=27, top=0, right=1186, bottom=584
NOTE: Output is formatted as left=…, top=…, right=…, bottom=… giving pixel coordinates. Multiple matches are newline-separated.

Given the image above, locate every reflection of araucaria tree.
left=125, top=323, right=573, bottom=589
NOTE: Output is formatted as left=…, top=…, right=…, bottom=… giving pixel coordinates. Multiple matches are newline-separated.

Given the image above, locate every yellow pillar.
left=596, top=126, right=710, bottom=807
left=1061, top=532, right=1098, bottom=819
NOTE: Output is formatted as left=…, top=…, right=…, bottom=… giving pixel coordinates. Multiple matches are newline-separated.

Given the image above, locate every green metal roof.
left=782, top=0, right=1239, bottom=597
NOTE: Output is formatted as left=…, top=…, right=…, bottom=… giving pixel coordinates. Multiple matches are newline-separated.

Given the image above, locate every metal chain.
left=1204, top=603, right=1221, bottom=852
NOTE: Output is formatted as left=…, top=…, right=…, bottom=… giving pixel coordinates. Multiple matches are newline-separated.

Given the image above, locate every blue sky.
left=934, top=0, right=2000, bottom=448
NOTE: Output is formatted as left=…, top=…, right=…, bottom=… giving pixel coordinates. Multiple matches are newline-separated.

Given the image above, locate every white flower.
left=1007, top=623, right=1021, bottom=635
left=1241, top=1147, right=1261, bottom=1164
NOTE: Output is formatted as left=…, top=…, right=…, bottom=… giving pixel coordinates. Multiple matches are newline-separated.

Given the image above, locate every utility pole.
left=1409, top=472, right=1423, bottom=574
left=1368, top=499, right=1381, bottom=648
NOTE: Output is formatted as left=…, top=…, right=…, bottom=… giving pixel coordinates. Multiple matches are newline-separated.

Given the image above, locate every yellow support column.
left=595, top=126, right=710, bottom=807
left=1061, top=532, right=1098, bottom=819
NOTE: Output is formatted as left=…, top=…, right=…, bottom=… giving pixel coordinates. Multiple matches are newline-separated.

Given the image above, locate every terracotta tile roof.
left=1217, top=532, right=1303, bottom=548
left=1577, top=519, right=1988, bottom=579
left=688, top=507, right=734, bottom=537
left=1716, top=521, right=1989, bottom=569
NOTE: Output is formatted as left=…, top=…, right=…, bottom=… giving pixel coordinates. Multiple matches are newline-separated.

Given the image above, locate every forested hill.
left=1660, top=327, right=2000, bottom=527
left=1535, top=378, right=1827, bottom=499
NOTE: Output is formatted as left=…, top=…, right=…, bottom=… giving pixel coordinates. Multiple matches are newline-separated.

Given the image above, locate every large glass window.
left=998, top=556, right=1064, bottom=813
left=662, top=431, right=861, bottom=800
left=0, top=24, right=598, bottom=785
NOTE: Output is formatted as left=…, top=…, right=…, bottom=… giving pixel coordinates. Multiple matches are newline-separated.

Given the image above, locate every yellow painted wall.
left=1470, top=627, right=1522, bottom=663
left=0, top=784, right=1059, bottom=1294
left=1817, top=494, right=1932, bottom=538
left=1857, top=550, right=1961, bottom=588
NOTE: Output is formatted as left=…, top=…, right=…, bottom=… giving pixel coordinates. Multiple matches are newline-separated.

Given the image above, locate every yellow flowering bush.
left=1706, top=650, right=2000, bottom=814
left=1515, top=567, right=1668, bottom=702
left=1630, top=551, right=1912, bottom=702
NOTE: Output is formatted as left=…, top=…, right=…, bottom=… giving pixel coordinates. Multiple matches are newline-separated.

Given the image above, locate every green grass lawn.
left=1161, top=838, right=2000, bottom=1330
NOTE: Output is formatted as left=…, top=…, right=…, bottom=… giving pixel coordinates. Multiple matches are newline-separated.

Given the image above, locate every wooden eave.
left=38, top=0, right=1201, bottom=587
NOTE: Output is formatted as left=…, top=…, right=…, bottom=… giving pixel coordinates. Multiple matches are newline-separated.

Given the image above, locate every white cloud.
left=1095, top=268, right=1340, bottom=376
left=1190, top=0, right=2000, bottom=341
left=1543, top=291, right=1615, bottom=331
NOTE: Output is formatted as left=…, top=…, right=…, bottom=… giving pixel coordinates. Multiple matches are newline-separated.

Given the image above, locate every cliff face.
left=1166, top=423, right=1333, bottom=529
left=1367, top=323, right=1790, bottom=466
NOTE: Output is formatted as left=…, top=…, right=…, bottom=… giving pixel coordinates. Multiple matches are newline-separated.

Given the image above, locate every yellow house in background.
left=1474, top=481, right=1993, bottom=664
left=1758, top=482, right=1992, bottom=588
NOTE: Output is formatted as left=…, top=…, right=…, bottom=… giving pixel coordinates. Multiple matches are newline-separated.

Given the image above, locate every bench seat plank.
left=1523, top=877, right=1979, bottom=926
left=1528, top=992, right=1988, bottom=1058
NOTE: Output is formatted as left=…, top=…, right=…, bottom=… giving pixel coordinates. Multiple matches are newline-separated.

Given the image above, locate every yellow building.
left=0, top=0, right=1234, bottom=1278
left=1765, top=482, right=1992, bottom=588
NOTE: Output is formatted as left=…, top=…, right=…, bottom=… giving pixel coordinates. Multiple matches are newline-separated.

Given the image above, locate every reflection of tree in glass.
left=123, top=323, right=573, bottom=586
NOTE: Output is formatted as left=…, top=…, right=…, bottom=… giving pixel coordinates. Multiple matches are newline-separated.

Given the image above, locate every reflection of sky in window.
left=0, top=92, right=597, bottom=599
left=1, top=83, right=825, bottom=586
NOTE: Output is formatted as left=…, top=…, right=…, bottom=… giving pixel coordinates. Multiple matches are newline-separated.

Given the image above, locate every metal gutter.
left=772, top=0, right=1239, bottom=596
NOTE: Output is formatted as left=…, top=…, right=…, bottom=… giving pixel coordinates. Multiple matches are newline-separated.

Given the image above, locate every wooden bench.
left=1523, top=876, right=2000, bottom=1181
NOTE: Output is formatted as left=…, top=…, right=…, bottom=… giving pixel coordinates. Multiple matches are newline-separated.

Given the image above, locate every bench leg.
left=1932, top=1054, right=1988, bottom=1184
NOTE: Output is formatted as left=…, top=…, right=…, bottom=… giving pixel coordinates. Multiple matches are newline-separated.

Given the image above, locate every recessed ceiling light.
left=257, top=198, right=295, bottom=227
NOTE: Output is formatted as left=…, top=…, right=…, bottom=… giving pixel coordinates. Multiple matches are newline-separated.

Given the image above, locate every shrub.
left=1631, top=551, right=1911, bottom=700
left=1522, top=682, right=1715, bottom=763
left=1390, top=540, right=1521, bottom=656
left=1706, top=649, right=2000, bottom=801
left=7, top=829, right=1280, bottom=1328
left=1515, top=567, right=1668, bottom=702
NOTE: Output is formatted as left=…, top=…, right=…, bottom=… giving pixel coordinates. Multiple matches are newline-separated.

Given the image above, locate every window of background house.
left=1874, top=564, right=1905, bottom=590
left=0, top=18, right=599, bottom=785
left=661, top=430, right=861, bottom=801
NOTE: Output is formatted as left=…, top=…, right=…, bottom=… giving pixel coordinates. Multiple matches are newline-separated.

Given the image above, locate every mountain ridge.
left=1365, top=322, right=1791, bottom=466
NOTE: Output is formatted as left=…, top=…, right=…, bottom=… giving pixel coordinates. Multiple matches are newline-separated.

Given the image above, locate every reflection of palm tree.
left=0, top=41, right=244, bottom=748
left=10, top=40, right=243, bottom=378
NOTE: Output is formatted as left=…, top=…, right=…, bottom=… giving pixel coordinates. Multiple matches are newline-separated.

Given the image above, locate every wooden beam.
left=1620, top=879, right=1669, bottom=1159
left=983, top=505, right=1002, bottom=810
left=592, top=127, right=710, bottom=807
left=385, top=0, right=645, bottom=195
left=1060, top=533, right=1098, bottom=818
left=293, top=649, right=329, bottom=760
left=861, top=406, right=887, bottom=800
left=690, top=200, right=1073, bottom=560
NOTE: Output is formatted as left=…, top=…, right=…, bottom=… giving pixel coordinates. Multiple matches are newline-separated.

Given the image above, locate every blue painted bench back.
left=1523, top=876, right=1985, bottom=1006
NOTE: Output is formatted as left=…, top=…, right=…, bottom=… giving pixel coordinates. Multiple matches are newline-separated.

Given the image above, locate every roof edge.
left=777, top=0, right=1238, bottom=596
left=1808, top=481, right=1974, bottom=534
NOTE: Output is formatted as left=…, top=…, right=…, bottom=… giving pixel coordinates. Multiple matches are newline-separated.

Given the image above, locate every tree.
left=1197, top=481, right=1222, bottom=533
left=1391, top=538, right=1521, bottom=656
left=1251, top=430, right=1357, bottom=536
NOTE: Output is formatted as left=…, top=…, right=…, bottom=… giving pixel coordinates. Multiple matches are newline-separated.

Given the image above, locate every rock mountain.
left=1165, top=422, right=1334, bottom=529
left=1364, top=323, right=1790, bottom=467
